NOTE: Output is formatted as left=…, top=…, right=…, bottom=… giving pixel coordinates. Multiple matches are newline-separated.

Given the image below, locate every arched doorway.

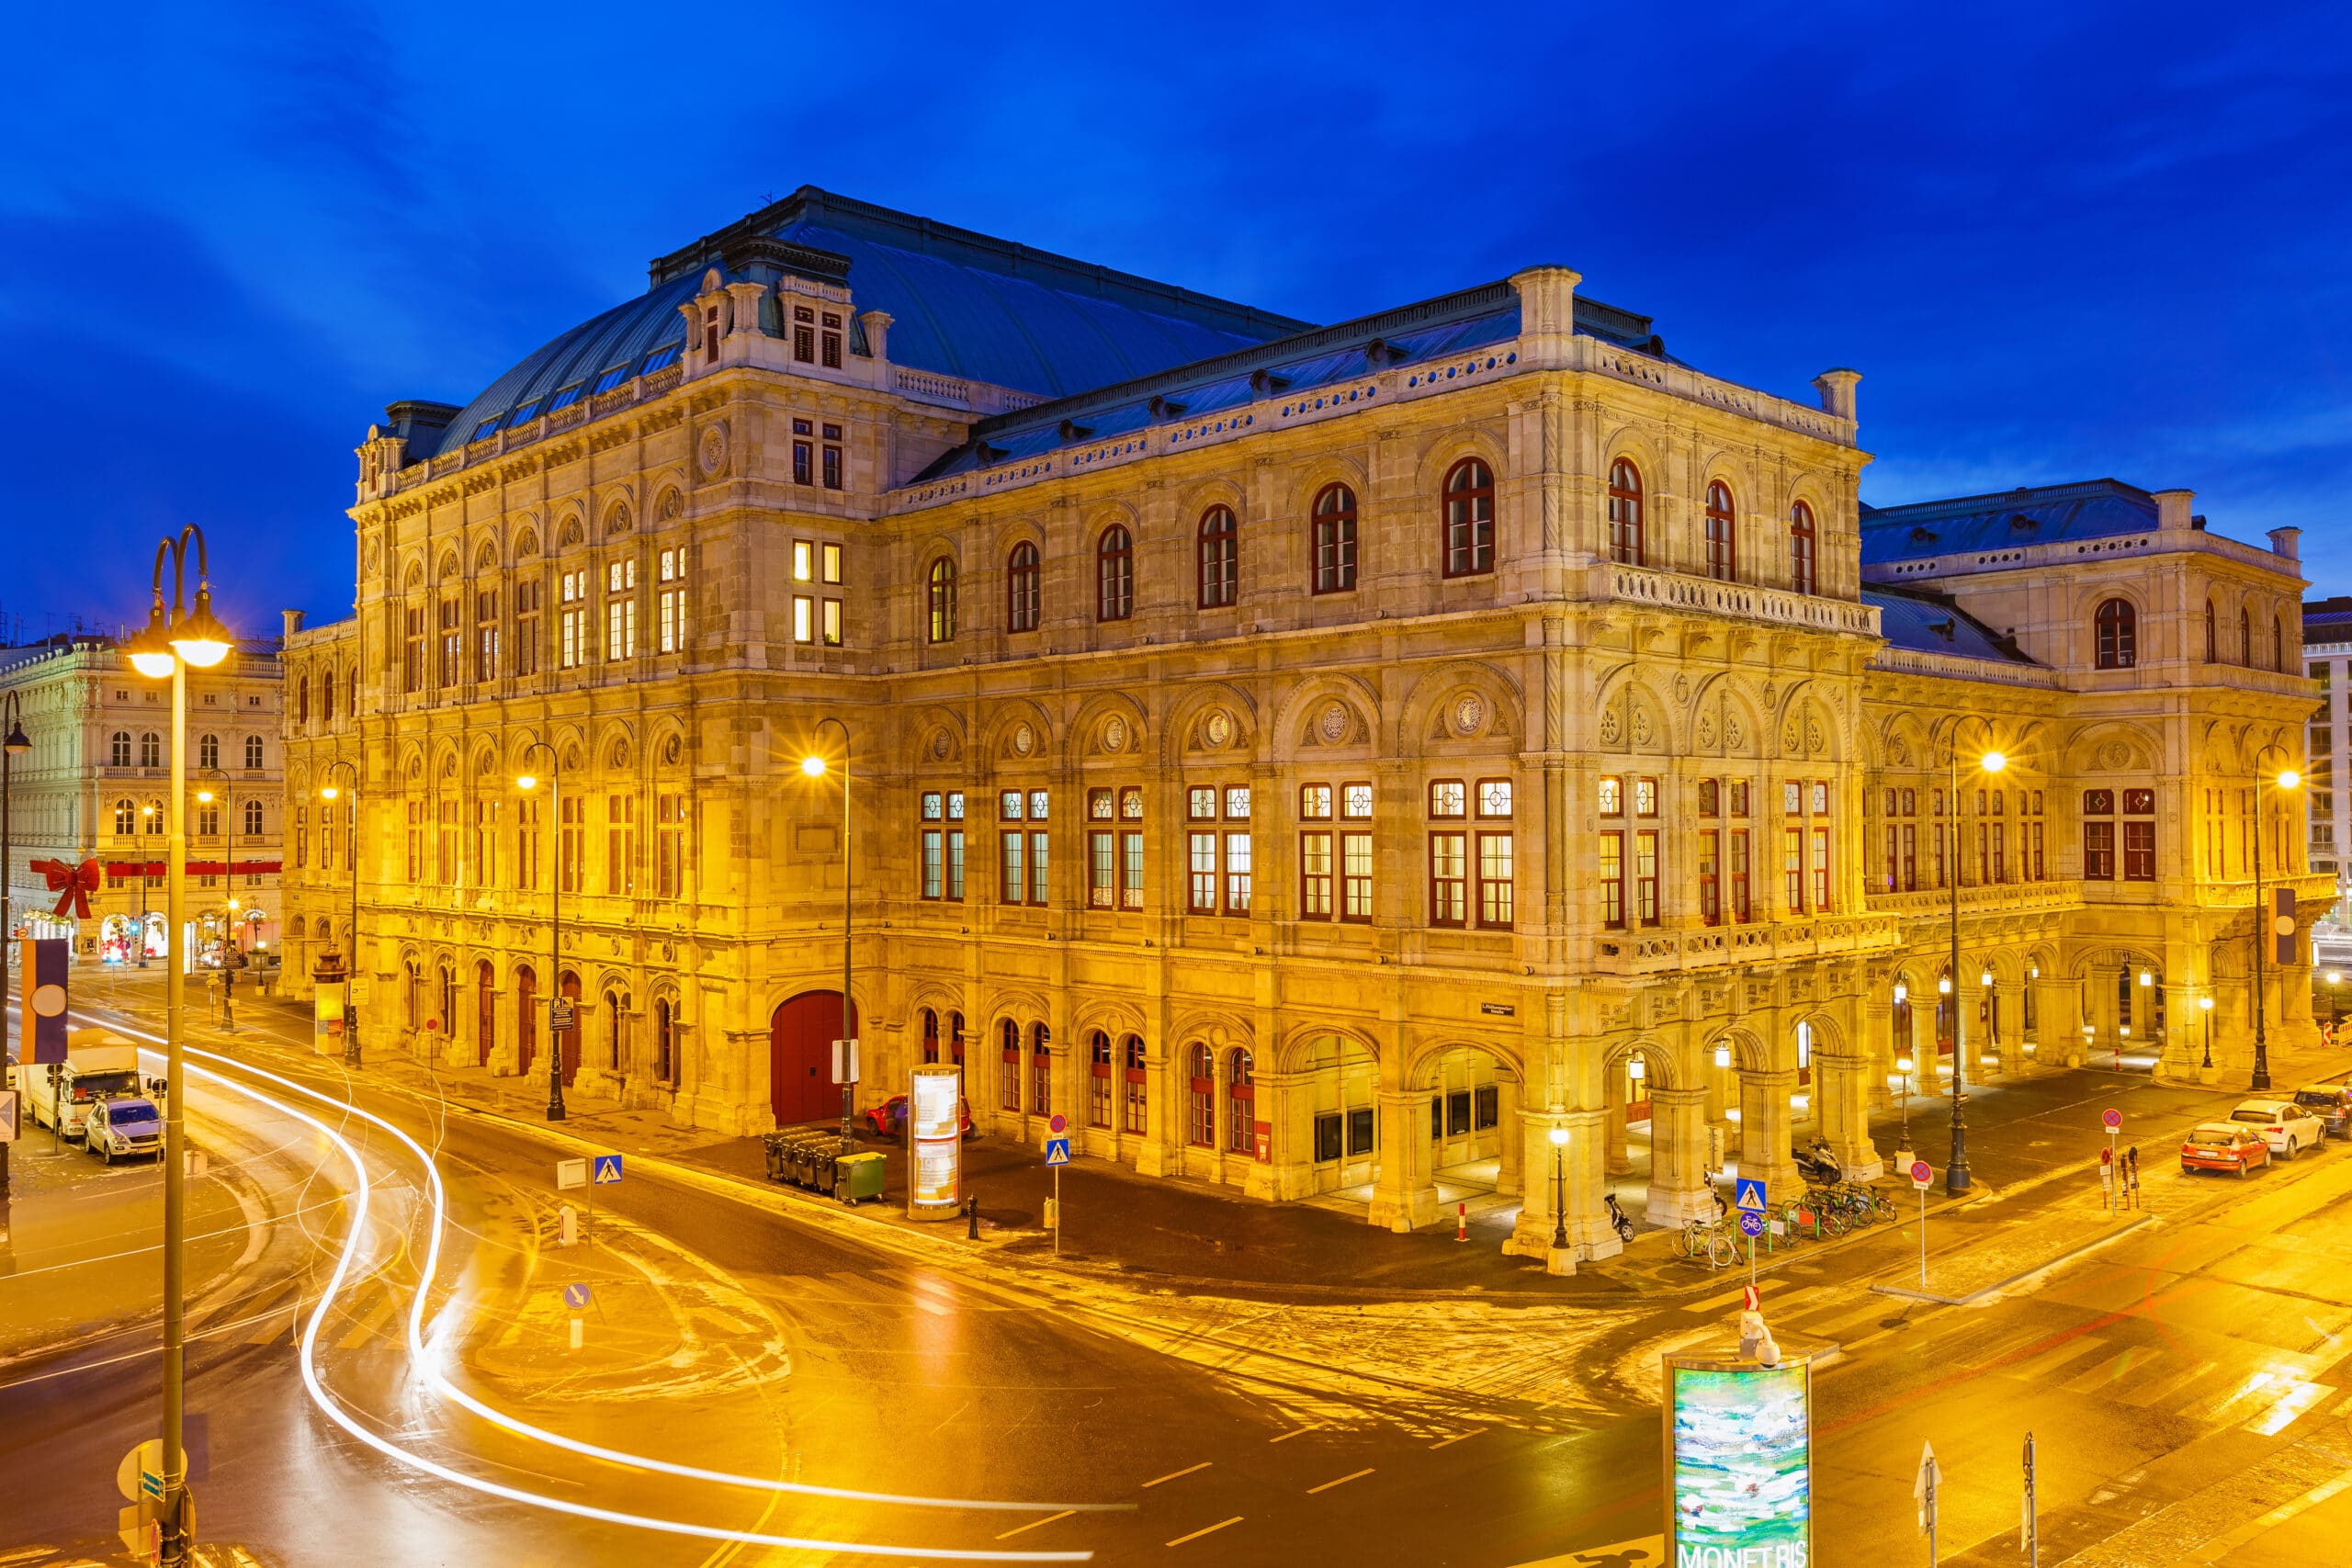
left=475, top=961, right=495, bottom=1066
left=515, top=965, right=537, bottom=1076
left=1602, top=1042, right=1677, bottom=1224
left=1412, top=1044, right=1520, bottom=1201
left=557, top=970, right=582, bottom=1086
left=771, top=990, right=856, bottom=1125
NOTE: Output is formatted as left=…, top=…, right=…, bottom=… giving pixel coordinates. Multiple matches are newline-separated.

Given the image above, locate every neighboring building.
left=278, top=186, right=2324, bottom=1262
left=0, top=633, right=285, bottom=964
left=2302, top=596, right=2350, bottom=924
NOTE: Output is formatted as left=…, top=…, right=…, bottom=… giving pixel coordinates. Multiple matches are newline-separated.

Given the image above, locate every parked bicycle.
left=1681, top=1217, right=1735, bottom=1267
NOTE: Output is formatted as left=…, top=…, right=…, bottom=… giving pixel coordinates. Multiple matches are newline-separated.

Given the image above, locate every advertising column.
left=908, top=1064, right=963, bottom=1222
left=1662, top=1350, right=1814, bottom=1566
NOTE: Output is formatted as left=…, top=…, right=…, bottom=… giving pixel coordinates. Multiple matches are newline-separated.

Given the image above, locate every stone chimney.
left=858, top=309, right=893, bottom=363
left=2268, top=526, right=2302, bottom=561
left=1509, top=266, right=1582, bottom=369
left=1813, top=368, right=1861, bottom=422
left=2153, top=489, right=2194, bottom=530
left=282, top=609, right=304, bottom=639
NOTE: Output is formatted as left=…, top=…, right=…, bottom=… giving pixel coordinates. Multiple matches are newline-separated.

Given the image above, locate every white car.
left=2230, top=1099, right=2326, bottom=1160
left=84, top=1097, right=164, bottom=1165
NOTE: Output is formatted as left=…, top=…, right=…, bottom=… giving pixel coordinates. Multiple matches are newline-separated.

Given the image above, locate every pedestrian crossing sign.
left=1734, top=1178, right=1768, bottom=1213
left=593, top=1155, right=624, bottom=1185
left=1044, top=1137, right=1071, bottom=1167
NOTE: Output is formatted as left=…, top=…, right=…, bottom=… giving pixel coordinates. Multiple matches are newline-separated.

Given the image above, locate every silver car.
left=85, top=1098, right=163, bottom=1165
left=2230, top=1099, right=2326, bottom=1160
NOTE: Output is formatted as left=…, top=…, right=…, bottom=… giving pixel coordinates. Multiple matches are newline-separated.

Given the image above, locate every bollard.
left=560, top=1203, right=578, bottom=1247
left=1455, top=1201, right=1467, bottom=1242
left=965, top=1194, right=979, bottom=1240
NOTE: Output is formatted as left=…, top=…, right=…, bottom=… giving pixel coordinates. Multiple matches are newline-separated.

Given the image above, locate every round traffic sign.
left=1738, top=1211, right=1764, bottom=1237
left=2099, top=1146, right=2113, bottom=1165
left=1048, top=1113, right=1067, bottom=1134
left=1908, top=1159, right=1932, bottom=1185
left=2102, top=1109, right=2122, bottom=1130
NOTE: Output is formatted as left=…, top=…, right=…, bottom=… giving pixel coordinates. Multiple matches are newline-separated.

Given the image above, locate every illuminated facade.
left=278, top=188, right=2324, bottom=1260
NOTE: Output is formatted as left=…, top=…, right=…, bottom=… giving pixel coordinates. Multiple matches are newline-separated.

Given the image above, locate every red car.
left=2181, top=1122, right=2270, bottom=1176
left=863, top=1094, right=976, bottom=1139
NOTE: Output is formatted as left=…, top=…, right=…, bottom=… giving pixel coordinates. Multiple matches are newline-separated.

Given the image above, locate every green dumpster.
left=837, top=1151, right=887, bottom=1204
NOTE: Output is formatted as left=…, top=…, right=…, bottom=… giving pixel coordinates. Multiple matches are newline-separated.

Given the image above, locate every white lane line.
left=1306, top=1468, right=1374, bottom=1495
left=1165, top=1517, right=1241, bottom=1548
left=1268, top=1426, right=1317, bottom=1444
left=1142, top=1463, right=1212, bottom=1489
left=1429, top=1429, right=1483, bottom=1450
left=995, top=1511, right=1075, bottom=1541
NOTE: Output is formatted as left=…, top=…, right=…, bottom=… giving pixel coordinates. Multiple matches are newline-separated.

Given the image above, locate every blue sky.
left=2, top=0, right=2345, bottom=637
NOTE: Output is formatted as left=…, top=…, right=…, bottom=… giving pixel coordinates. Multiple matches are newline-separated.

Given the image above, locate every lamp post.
left=0, top=691, right=29, bottom=1198
left=801, top=718, right=855, bottom=1159
left=516, top=739, right=565, bottom=1121
left=1943, top=716, right=2005, bottom=1195
left=319, top=758, right=362, bottom=1065
left=2249, top=745, right=2301, bottom=1092
left=123, top=523, right=233, bottom=1568
left=195, top=772, right=238, bottom=1032
left=2199, top=993, right=2215, bottom=1070
left=1547, top=1122, right=1571, bottom=1252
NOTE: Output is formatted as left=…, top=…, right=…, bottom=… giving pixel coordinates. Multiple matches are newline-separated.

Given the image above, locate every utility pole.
left=2022, top=1431, right=2038, bottom=1566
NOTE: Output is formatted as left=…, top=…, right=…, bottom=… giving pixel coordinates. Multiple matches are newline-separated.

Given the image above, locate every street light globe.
left=515, top=774, right=537, bottom=793
left=1893, top=983, right=1908, bottom=1005
left=2331, top=971, right=2346, bottom=986
left=1982, top=750, right=2007, bottom=773
left=196, top=790, right=214, bottom=804
left=128, top=649, right=176, bottom=679
left=2199, top=995, right=2215, bottom=1011
left=1713, top=1043, right=1731, bottom=1068
left=320, top=785, right=338, bottom=801
left=1938, top=976, right=1952, bottom=995
left=1547, top=1125, right=1569, bottom=1147
left=1980, top=970, right=1993, bottom=987
left=800, top=754, right=828, bottom=778
left=2279, top=769, right=2302, bottom=791
left=1896, top=1056, right=1915, bottom=1074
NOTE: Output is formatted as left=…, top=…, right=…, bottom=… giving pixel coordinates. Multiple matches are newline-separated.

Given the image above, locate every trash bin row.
left=761, top=1131, right=886, bottom=1203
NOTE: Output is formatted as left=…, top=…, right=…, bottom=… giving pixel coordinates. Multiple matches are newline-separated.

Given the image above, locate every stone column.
left=2155, top=980, right=2201, bottom=1081
left=1559, top=1105, right=1621, bottom=1260
left=1860, top=992, right=1894, bottom=1107
left=1736, top=1066, right=1801, bottom=1199
left=1646, top=1087, right=1715, bottom=1224
left=2087, top=964, right=2119, bottom=1060
left=2037, top=975, right=2083, bottom=1066
left=1815, top=1053, right=1883, bottom=1181
left=1602, top=1069, right=1632, bottom=1176
left=1504, top=1109, right=1566, bottom=1262
left=1494, top=1077, right=1523, bottom=1196
left=1369, top=1089, right=1437, bottom=1232
left=1136, top=1044, right=1174, bottom=1177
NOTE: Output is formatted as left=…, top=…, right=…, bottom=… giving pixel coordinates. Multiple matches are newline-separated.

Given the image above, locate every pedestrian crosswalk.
left=1967, top=1330, right=2347, bottom=1433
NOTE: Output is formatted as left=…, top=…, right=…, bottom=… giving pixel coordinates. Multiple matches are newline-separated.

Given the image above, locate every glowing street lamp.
left=2250, top=747, right=2301, bottom=1091
left=1548, top=1123, right=1571, bottom=1253
left=1942, top=718, right=2003, bottom=1194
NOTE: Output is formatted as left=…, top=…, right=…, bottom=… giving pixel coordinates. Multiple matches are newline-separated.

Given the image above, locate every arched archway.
left=1599, top=1041, right=1679, bottom=1226
left=1407, top=1042, right=1523, bottom=1203
left=771, top=991, right=856, bottom=1125
left=1289, top=1032, right=1380, bottom=1197
left=474, top=961, right=495, bottom=1066
left=514, top=965, right=537, bottom=1077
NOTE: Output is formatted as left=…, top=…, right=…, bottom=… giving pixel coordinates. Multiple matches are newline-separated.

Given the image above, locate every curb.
left=1868, top=1212, right=2154, bottom=1305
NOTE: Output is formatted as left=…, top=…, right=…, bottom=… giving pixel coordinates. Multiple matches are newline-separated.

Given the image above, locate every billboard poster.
left=1664, top=1353, right=1813, bottom=1567
left=908, top=1065, right=962, bottom=1213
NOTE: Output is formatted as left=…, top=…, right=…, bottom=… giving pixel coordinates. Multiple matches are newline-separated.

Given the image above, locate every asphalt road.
left=9, top=975, right=2352, bottom=1567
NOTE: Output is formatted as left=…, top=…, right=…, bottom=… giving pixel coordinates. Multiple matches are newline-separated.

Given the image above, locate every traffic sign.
left=2102, top=1108, right=2122, bottom=1130
left=1043, top=1136, right=1071, bottom=1167
left=1048, top=1113, right=1067, bottom=1134
left=1909, top=1159, right=1932, bottom=1190
left=2099, top=1145, right=2113, bottom=1165
left=561, top=1282, right=593, bottom=1311
left=592, top=1155, right=623, bottom=1185
left=1733, top=1178, right=1768, bottom=1213
left=116, top=1438, right=162, bottom=1502
left=550, top=998, right=576, bottom=1032
left=0, top=1089, right=16, bottom=1143
left=1738, top=1211, right=1764, bottom=1237
left=556, top=1157, right=587, bottom=1190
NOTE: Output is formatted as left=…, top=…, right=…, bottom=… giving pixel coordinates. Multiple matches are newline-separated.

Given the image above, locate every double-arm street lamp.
left=1943, top=716, right=2006, bottom=1196
left=800, top=718, right=856, bottom=1158
left=516, top=738, right=566, bottom=1122
left=124, top=524, right=232, bottom=1568
left=318, top=759, right=362, bottom=1065
left=2249, top=743, right=2302, bottom=1092
left=0, top=691, right=30, bottom=1197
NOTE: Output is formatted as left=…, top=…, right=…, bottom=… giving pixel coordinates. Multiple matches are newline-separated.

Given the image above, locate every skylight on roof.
left=639, top=344, right=682, bottom=376
left=505, top=400, right=543, bottom=428
left=590, top=364, right=632, bottom=395
left=470, top=418, right=503, bottom=443
left=547, top=382, right=586, bottom=411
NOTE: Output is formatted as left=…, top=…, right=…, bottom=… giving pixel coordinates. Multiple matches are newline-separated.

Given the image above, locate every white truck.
left=24, top=1031, right=147, bottom=1143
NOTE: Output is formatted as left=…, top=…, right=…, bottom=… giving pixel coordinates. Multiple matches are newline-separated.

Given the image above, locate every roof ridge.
left=1862, top=478, right=2153, bottom=523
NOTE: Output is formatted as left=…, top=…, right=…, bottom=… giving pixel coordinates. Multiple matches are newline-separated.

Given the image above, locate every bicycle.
left=1681, top=1219, right=1734, bottom=1268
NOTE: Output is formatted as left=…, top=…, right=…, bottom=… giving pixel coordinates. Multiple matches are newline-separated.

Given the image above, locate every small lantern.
left=1713, top=1043, right=1731, bottom=1069
left=1627, top=1055, right=1646, bottom=1083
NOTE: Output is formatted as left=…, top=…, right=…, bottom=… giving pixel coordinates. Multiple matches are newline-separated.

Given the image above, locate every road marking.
left=911, top=1294, right=951, bottom=1316
left=1430, top=1429, right=1484, bottom=1450
left=1143, top=1462, right=1212, bottom=1488
left=2188, top=1464, right=2352, bottom=1560
left=993, top=1508, right=1074, bottom=1540
left=2001, top=1336, right=2109, bottom=1382
left=1306, top=1468, right=1374, bottom=1494
left=1269, top=1426, right=1317, bottom=1443
left=1165, top=1517, right=1241, bottom=1547
left=2249, top=1380, right=2329, bottom=1435
left=2118, top=1358, right=2220, bottom=1408
left=1681, top=1285, right=1754, bottom=1314
left=2060, top=1345, right=2159, bottom=1393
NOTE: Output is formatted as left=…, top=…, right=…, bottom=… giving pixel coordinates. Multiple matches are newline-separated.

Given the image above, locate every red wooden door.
left=515, top=966, right=537, bottom=1076
left=771, top=991, right=856, bottom=1125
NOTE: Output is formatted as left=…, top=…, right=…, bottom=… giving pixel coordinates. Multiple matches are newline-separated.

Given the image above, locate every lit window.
left=1300, top=784, right=1332, bottom=819
left=1476, top=779, right=1513, bottom=818
left=1429, top=781, right=1466, bottom=818
left=1443, top=458, right=1496, bottom=576
left=1341, top=784, right=1374, bottom=819
left=793, top=596, right=814, bottom=643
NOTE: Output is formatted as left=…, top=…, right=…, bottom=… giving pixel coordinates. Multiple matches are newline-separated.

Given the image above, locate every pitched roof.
left=1863, top=586, right=2040, bottom=665
left=1860, top=479, right=2164, bottom=565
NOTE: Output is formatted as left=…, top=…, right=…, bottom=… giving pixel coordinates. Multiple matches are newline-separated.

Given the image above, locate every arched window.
left=140, top=732, right=161, bottom=769
left=1443, top=459, right=1496, bottom=577
left=1006, top=544, right=1040, bottom=634
left=1097, top=526, right=1133, bottom=621
left=654, top=997, right=677, bottom=1084
left=245, top=735, right=264, bottom=769
left=2240, top=606, right=2253, bottom=665
left=145, top=799, right=162, bottom=836
left=110, top=731, right=130, bottom=768
left=1187, top=1043, right=1215, bottom=1147
left=999, top=1018, right=1022, bottom=1111
left=2276, top=616, right=2286, bottom=671
left=2095, top=598, right=2137, bottom=669
left=1789, top=501, right=1817, bottom=594
left=1197, top=506, right=1238, bottom=608
left=2205, top=598, right=2218, bottom=662
left=1225, top=1048, right=1256, bottom=1155
left=294, top=806, right=308, bottom=867
left=1702, top=480, right=1736, bottom=581
left=1089, top=1030, right=1113, bottom=1127
left=297, top=675, right=310, bottom=727
left=198, top=733, right=218, bottom=771
left=922, top=1008, right=940, bottom=1065
left=947, top=1010, right=965, bottom=1067
left=1312, top=483, right=1358, bottom=594
left=1607, top=459, right=1644, bottom=566
left=927, top=558, right=957, bottom=643
left=322, top=664, right=336, bottom=723
left=114, top=798, right=135, bottom=835
left=1030, top=1022, right=1053, bottom=1115
left=243, top=799, right=263, bottom=836
left=1122, top=1034, right=1147, bottom=1134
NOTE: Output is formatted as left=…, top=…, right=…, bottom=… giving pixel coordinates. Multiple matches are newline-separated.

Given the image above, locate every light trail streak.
left=85, top=1014, right=1107, bottom=1559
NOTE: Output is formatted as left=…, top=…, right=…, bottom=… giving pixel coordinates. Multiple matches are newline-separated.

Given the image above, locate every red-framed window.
left=1198, top=506, right=1238, bottom=608
left=1430, top=831, right=1467, bottom=926
left=1312, top=484, right=1358, bottom=593
left=1703, top=479, right=1736, bottom=581
left=1700, top=829, right=1721, bottom=926
left=1030, top=1025, right=1052, bottom=1114
left=1123, top=1036, right=1148, bottom=1133
left=1089, top=1031, right=1113, bottom=1128
left=999, top=1019, right=1021, bottom=1111
left=1607, top=458, right=1644, bottom=565
left=1300, top=830, right=1333, bottom=919
left=1187, top=1044, right=1215, bottom=1147
left=1634, top=829, right=1659, bottom=927
left=1443, top=458, right=1495, bottom=577
left=922, top=1009, right=941, bottom=1066
left=1007, top=542, right=1041, bottom=633
left=1185, top=784, right=1250, bottom=915
left=1341, top=831, right=1374, bottom=921
left=1789, top=501, right=1816, bottom=594
left=1477, top=832, right=1515, bottom=928
left=2122, top=788, right=2156, bottom=881
left=1601, top=829, right=1625, bottom=929
left=1730, top=829, right=1750, bottom=920
left=1226, top=1049, right=1256, bottom=1155
left=2095, top=598, right=2136, bottom=669
left=1097, top=526, right=1133, bottom=622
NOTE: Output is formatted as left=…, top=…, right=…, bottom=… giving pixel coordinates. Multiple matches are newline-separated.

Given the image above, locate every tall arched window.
left=1789, top=501, right=1817, bottom=594
left=1030, top=1022, right=1053, bottom=1114
left=1006, top=543, right=1040, bottom=634
left=114, top=798, right=135, bottom=835
left=927, top=558, right=957, bottom=643
left=1187, top=1043, right=1215, bottom=1147
left=922, top=1008, right=940, bottom=1065
left=140, top=732, right=161, bottom=769
left=2095, top=598, right=2137, bottom=669
left=999, top=1018, right=1021, bottom=1111
left=322, top=664, right=336, bottom=723
left=110, top=731, right=130, bottom=767
left=1225, top=1048, right=1256, bottom=1155
left=245, top=735, right=265, bottom=769
left=297, top=675, right=311, bottom=727
left=2240, top=607, right=2253, bottom=665
left=1089, top=1030, right=1113, bottom=1127
left=1197, top=506, right=1238, bottom=608
left=1607, top=459, right=1644, bottom=566
left=1122, top=1034, right=1147, bottom=1133
left=1703, top=480, right=1736, bottom=581
left=947, top=1010, right=965, bottom=1067
left=198, top=733, right=218, bottom=770
left=1443, top=458, right=1496, bottom=576
left=654, top=997, right=677, bottom=1083
left=1312, top=483, right=1358, bottom=594
left=1097, top=526, right=1133, bottom=621
left=346, top=666, right=357, bottom=719
left=243, top=799, right=263, bottom=836
left=2205, top=598, right=2218, bottom=662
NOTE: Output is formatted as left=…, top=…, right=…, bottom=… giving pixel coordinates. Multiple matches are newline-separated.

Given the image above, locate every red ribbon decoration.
left=32, top=857, right=101, bottom=919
